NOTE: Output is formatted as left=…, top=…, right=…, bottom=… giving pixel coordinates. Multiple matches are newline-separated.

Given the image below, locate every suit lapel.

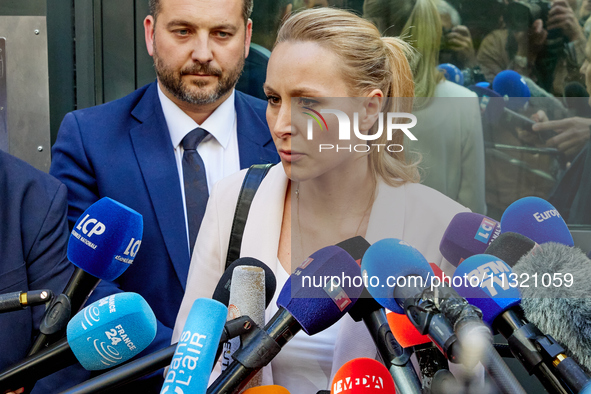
left=129, top=82, right=191, bottom=289
left=234, top=91, right=278, bottom=168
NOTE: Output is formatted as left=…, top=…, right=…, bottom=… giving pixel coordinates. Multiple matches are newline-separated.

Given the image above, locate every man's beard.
left=153, top=41, right=244, bottom=105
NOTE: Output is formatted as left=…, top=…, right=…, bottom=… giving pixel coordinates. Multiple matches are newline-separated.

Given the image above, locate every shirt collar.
left=157, top=84, right=236, bottom=149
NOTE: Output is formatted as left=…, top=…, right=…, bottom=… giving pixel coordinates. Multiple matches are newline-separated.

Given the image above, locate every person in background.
left=44, top=0, right=278, bottom=392
left=363, top=0, right=487, bottom=214
left=0, top=150, right=73, bottom=394
left=532, top=31, right=591, bottom=159
left=438, top=0, right=477, bottom=70
left=173, top=8, right=470, bottom=392
left=478, top=0, right=586, bottom=96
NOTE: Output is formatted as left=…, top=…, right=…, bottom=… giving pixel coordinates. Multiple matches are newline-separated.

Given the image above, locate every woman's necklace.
left=295, top=180, right=376, bottom=258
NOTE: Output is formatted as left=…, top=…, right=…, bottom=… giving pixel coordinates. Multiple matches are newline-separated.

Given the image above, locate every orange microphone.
left=331, top=358, right=395, bottom=393
left=242, top=385, right=291, bottom=393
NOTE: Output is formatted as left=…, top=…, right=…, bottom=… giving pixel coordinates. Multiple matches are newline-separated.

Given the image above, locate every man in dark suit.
left=44, top=0, right=278, bottom=391
left=0, top=150, right=73, bottom=373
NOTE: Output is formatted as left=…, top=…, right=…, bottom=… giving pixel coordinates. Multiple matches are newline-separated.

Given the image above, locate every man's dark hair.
left=149, top=0, right=253, bottom=23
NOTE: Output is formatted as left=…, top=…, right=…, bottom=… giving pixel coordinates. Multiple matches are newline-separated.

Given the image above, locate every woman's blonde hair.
left=364, top=0, right=445, bottom=99
left=275, top=7, right=420, bottom=186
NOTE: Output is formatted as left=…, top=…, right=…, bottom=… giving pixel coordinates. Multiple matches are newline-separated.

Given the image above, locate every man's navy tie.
left=182, top=127, right=209, bottom=256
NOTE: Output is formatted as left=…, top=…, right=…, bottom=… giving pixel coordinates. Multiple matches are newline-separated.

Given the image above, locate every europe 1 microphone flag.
left=161, top=298, right=227, bottom=394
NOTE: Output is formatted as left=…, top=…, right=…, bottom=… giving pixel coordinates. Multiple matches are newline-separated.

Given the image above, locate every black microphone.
left=564, top=82, right=590, bottom=117
left=207, top=246, right=363, bottom=393
left=0, top=289, right=53, bottom=313
left=337, top=236, right=422, bottom=394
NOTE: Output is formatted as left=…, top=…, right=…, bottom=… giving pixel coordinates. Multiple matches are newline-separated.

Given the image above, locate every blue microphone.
left=501, top=196, right=574, bottom=247
left=161, top=298, right=227, bottom=394
left=438, top=63, right=464, bottom=86
left=0, top=292, right=156, bottom=389
left=360, top=238, right=431, bottom=314
left=452, top=254, right=521, bottom=327
left=493, top=70, right=531, bottom=111
left=30, top=197, right=144, bottom=356
left=68, top=197, right=143, bottom=281
left=454, top=254, right=589, bottom=394
left=207, top=245, right=363, bottom=393
left=439, top=212, right=501, bottom=267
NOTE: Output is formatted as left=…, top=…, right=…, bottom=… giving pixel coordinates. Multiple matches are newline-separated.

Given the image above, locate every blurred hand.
left=532, top=113, right=591, bottom=158
left=548, top=0, right=585, bottom=42
left=513, top=19, right=547, bottom=61
left=446, top=25, right=477, bottom=68
left=3, top=388, right=24, bottom=394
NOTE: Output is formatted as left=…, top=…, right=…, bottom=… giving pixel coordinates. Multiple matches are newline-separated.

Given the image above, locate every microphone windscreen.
left=564, top=81, right=589, bottom=98
left=500, top=196, right=574, bottom=246
left=439, top=212, right=501, bottom=267
left=437, top=63, right=464, bottom=86
left=336, top=236, right=371, bottom=264
left=277, top=246, right=362, bottom=335
left=492, top=70, right=531, bottom=110
left=226, top=266, right=265, bottom=386
left=243, top=386, right=291, bottom=394
left=452, top=254, right=521, bottom=326
left=361, top=238, right=431, bottom=314
left=336, top=237, right=378, bottom=323
left=331, top=357, right=396, bottom=393
left=387, top=311, right=431, bottom=348
left=513, top=242, right=591, bottom=372
left=212, top=258, right=276, bottom=308
left=484, top=232, right=536, bottom=267
left=162, top=298, right=227, bottom=394
left=66, top=292, right=156, bottom=370
left=68, top=197, right=143, bottom=281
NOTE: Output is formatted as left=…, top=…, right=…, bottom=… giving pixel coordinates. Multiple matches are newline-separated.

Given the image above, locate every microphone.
left=563, top=82, right=590, bottom=117
left=0, top=292, right=156, bottom=390
left=500, top=196, right=574, bottom=246
left=483, top=232, right=537, bottom=267
left=222, top=266, right=266, bottom=388
left=514, top=242, right=591, bottom=374
left=439, top=212, right=501, bottom=267
left=213, top=257, right=276, bottom=308
left=454, top=254, right=586, bottom=394
left=437, top=63, right=464, bottom=86
left=161, top=298, right=227, bottom=394
left=336, top=237, right=422, bottom=394
left=0, top=290, right=53, bottom=313
left=330, top=358, right=396, bottom=393
left=58, top=261, right=276, bottom=394
left=29, top=197, right=143, bottom=355
left=207, top=245, right=363, bottom=394
left=243, top=386, right=290, bottom=394
left=361, top=239, right=458, bottom=392
left=492, top=70, right=531, bottom=111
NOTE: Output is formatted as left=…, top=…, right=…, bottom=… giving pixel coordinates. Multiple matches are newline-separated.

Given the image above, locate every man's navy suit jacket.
left=0, top=151, right=74, bottom=370
left=45, top=82, right=278, bottom=392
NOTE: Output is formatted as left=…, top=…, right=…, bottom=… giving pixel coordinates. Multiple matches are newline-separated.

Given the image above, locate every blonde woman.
left=364, top=0, right=487, bottom=215
left=173, top=8, right=468, bottom=392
